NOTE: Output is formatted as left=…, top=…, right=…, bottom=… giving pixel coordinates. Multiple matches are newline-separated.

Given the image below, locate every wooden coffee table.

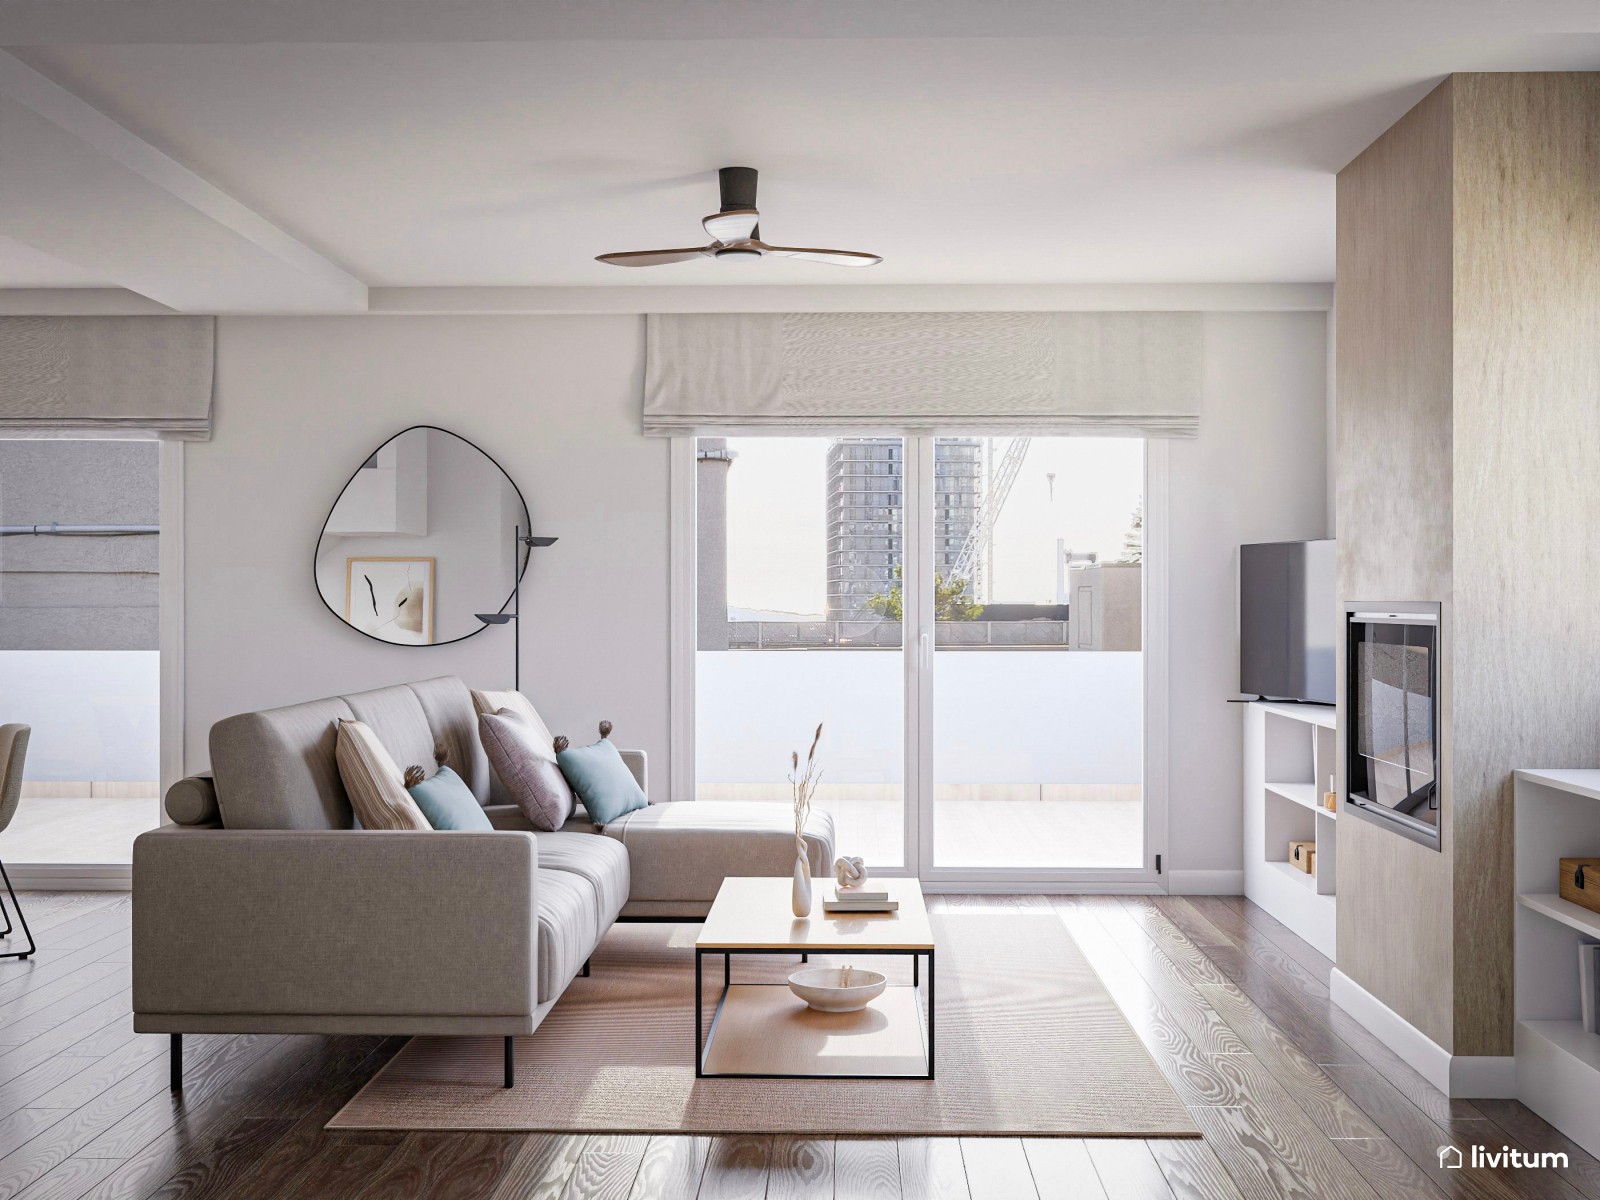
left=694, top=876, right=935, bottom=1080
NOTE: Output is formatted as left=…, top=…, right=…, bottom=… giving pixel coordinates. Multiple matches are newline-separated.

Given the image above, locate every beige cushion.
left=208, top=677, right=482, bottom=830
left=602, top=801, right=836, bottom=905
left=536, top=869, right=599, bottom=1002
left=532, top=831, right=630, bottom=931
left=334, top=719, right=429, bottom=832
left=484, top=803, right=594, bottom=834
left=211, top=697, right=357, bottom=830
left=470, top=689, right=556, bottom=758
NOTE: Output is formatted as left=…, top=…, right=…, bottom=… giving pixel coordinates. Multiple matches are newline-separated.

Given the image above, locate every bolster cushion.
left=603, top=801, right=836, bottom=904
left=164, top=775, right=220, bottom=826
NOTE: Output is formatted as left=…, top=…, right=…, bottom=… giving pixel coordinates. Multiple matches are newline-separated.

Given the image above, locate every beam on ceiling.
left=368, top=282, right=1335, bottom=315
left=0, top=282, right=1334, bottom=316
left=0, top=288, right=171, bottom=314
left=0, top=50, right=366, bottom=313
left=0, top=0, right=1587, bottom=44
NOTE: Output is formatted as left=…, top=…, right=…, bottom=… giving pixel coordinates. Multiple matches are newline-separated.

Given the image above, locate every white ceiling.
left=0, top=0, right=1596, bottom=305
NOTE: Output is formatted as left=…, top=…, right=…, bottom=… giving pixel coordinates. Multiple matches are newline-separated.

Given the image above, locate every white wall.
left=182, top=309, right=1327, bottom=861
left=1166, top=311, right=1329, bottom=881
left=185, top=315, right=671, bottom=796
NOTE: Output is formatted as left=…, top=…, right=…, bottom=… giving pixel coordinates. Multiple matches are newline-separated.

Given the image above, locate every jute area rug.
left=329, top=913, right=1197, bottom=1138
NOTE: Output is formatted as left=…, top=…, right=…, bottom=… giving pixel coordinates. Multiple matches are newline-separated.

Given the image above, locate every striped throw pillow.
left=335, top=718, right=430, bottom=831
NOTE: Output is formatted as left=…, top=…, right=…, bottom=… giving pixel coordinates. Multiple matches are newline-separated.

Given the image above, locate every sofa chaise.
left=134, top=675, right=834, bottom=1088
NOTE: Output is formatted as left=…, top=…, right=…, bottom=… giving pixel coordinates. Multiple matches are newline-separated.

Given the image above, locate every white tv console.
left=1242, top=700, right=1337, bottom=959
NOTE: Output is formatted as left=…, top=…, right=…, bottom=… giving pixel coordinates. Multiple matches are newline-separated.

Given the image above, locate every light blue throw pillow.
left=556, top=723, right=647, bottom=827
left=406, top=765, right=493, bottom=831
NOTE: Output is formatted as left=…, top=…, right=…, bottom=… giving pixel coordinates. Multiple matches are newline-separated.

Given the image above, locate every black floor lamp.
left=476, top=528, right=557, bottom=692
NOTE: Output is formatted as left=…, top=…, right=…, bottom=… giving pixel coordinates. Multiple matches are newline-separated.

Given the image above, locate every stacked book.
left=823, top=888, right=898, bottom=914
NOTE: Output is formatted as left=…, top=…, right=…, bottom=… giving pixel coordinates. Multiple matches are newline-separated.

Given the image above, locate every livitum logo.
left=1437, top=1144, right=1569, bottom=1170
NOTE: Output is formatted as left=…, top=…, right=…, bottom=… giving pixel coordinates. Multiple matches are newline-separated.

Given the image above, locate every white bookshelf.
left=1243, top=700, right=1337, bottom=959
left=1514, top=768, right=1600, bottom=1159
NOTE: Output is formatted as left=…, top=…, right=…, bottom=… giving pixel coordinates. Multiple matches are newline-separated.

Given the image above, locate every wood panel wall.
left=1336, top=73, right=1600, bottom=1058
left=1449, top=73, right=1600, bottom=1057
left=1335, top=78, right=1456, bottom=1048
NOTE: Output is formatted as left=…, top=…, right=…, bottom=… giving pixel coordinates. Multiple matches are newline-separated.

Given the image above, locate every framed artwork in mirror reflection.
left=344, top=556, right=435, bottom=645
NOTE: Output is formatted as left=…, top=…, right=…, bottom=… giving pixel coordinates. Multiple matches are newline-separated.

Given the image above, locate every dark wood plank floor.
left=0, top=891, right=1584, bottom=1199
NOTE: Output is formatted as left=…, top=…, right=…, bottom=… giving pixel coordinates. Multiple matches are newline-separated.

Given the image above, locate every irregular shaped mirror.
left=314, top=426, right=529, bottom=645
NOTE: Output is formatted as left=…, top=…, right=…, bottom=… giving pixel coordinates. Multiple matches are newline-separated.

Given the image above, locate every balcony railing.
left=722, top=619, right=1071, bottom=649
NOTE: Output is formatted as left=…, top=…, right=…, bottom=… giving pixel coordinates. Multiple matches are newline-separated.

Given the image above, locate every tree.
left=867, top=565, right=982, bottom=622
left=1120, top=501, right=1143, bottom=563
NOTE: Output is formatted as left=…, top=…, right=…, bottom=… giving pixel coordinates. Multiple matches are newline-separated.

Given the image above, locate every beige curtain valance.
left=644, top=311, right=1201, bottom=437
left=0, top=316, right=214, bottom=440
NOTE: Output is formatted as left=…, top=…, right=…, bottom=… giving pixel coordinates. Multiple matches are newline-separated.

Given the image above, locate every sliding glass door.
left=690, top=433, right=1153, bottom=883
left=927, top=436, right=1145, bottom=872
left=694, top=437, right=907, bottom=868
left=0, top=439, right=163, bottom=870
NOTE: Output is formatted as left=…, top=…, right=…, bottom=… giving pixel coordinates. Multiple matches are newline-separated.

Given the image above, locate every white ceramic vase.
left=792, top=851, right=813, bottom=917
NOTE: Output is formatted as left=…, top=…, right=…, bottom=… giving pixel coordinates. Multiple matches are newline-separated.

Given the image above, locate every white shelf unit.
left=1243, top=701, right=1338, bottom=959
left=1514, top=768, right=1600, bottom=1159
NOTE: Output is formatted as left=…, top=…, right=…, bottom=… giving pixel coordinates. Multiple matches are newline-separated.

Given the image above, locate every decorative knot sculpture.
left=833, top=855, right=869, bottom=889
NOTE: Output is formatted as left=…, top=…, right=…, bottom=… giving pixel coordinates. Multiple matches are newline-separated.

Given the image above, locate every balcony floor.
left=7, top=795, right=159, bottom=865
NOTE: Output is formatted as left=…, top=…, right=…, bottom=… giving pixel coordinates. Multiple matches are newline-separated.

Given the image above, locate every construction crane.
left=950, top=437, right=1031, bottom=599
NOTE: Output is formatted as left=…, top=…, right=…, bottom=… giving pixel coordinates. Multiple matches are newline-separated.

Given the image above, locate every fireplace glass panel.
left=1346, top=609, right=1439, bottom=847
left=1357, top=632, right=1435, bottom=813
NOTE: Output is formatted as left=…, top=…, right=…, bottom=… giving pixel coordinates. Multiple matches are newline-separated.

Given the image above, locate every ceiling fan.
left=596, top=167, right=881, bottom=268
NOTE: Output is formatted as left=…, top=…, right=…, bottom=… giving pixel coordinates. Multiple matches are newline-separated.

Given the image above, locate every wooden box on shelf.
left=1559, top=858, right=1600, bottom=915
left=1290, top=840, right=1316, bottom=874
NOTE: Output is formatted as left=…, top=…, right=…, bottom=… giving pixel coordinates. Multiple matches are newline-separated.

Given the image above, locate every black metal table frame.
left=694, top=945, right=935, bottom=1080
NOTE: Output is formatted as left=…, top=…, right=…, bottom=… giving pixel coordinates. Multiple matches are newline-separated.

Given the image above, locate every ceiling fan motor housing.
left=718, top=166, right=759, bottom=212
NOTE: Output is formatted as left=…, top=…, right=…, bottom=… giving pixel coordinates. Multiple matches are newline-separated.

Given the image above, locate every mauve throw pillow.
left=479, top=709, right=575, bottom=832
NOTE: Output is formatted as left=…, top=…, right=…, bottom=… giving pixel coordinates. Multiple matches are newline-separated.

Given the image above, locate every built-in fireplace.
left=1345, top=603, right=1441, bottom=850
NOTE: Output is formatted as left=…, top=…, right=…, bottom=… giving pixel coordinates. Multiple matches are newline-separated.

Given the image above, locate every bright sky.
left=720, top=437, right=1143, bottom=617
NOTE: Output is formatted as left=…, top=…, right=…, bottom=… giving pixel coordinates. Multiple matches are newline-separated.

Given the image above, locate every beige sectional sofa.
left=135, top=675, right=834, bottom=1088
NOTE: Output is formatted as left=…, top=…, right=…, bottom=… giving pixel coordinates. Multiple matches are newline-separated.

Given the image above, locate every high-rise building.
left=825, top=438, right=981, bottom=620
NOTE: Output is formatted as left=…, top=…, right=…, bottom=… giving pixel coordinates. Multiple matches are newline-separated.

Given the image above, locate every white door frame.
left=668, top=437, right=697, bottom=806
left=158, top=438, right=185, bottom=812
left=668, top=433, right=1170, bottom=893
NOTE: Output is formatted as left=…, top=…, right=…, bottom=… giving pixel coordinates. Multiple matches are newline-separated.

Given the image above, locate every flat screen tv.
left=1239, top=539, right=1336, bottom=704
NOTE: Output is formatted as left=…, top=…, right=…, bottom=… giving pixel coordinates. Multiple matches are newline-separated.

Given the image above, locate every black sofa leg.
left=170, top=1034, right=182, bottom=1091
left=504, top=1036, right=514, bottom=1088
left=581, top=958, right=591, bottom=978
left=0, top=859, right=35, bottom=960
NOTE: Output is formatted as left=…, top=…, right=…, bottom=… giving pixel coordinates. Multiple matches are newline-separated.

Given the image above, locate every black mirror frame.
left=312, top=423, right=532, bottom=648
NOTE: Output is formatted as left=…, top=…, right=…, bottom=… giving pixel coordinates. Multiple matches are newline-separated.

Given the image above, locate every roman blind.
left=644, top=311, right=1201, bottom=437
left=0, top=316, right=215, bottom=439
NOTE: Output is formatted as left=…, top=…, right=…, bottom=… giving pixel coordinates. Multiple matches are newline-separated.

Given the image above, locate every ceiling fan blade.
left=702, top=208, right=759, bottom=244
left=595, top=247, right=711, bottom=267
left=760, top=244, right=883, bottom=267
